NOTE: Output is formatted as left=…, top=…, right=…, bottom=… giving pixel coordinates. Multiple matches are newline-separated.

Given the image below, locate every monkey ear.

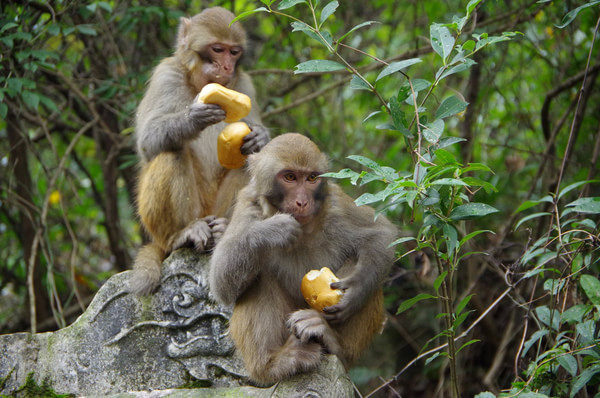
left=177, top=17, right=193, bottom=49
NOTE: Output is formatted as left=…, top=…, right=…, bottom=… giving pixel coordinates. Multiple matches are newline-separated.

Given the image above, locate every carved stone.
left=0, top=249, right=354, bottom=397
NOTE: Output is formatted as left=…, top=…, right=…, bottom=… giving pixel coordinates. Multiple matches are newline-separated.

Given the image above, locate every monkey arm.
left=209, top=190, right=301, bottom=305
left=324, top=192, right=397, bottom=324
left=135, top=59, right=226, bottom=162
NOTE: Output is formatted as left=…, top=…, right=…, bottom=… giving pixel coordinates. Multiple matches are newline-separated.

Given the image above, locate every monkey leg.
left=287, top=309, right=344, bottom=364
left=130, top=243, right=165, bottom=295
left=229, top=283, right=323, bottom=386
left=137, top=149, right=216, bottom=249
left=333, top=289, right=386, bottom=367
left=132, top=149, right=216, bottom=295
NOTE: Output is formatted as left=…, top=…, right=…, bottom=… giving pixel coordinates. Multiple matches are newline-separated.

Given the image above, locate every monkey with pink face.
left=209, top=133, right=397, bottom=385
left=131, top=7, right=270, bottom=295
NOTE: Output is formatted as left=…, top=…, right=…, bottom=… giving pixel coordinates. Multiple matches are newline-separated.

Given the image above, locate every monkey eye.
left=307, top=174, right=319, bottom=182
left=230, top=47, right=242, bottom=56
left=211, top=45, right=225, bottom=53
left=283, top=172, right=296, bottom=182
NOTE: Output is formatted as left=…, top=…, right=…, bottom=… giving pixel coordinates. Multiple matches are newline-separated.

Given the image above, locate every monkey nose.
left=296, top=200, right=308, bottom=208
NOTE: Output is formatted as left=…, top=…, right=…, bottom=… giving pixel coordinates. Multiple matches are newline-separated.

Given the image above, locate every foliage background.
left=0, top=0, right=599, bottom=397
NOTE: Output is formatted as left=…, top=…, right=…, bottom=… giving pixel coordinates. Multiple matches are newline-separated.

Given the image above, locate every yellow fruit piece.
left=49, top=190, right=61, bottom=206
left=217, top=122, right=251, bottom=169
left=301, top=267, right=343, bottom=312
left=197, top=83, right=251, bottom=123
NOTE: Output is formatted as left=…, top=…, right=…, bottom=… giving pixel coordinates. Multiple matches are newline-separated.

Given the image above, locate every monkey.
left=130, top=7, right=270, bottom=295
left=208, top=133, right=397, bottom=385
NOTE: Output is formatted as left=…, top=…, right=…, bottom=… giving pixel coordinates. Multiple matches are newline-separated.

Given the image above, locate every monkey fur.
left=131, top=7, right=270, bottom=295
left=209, top=133, right=397, bottom=385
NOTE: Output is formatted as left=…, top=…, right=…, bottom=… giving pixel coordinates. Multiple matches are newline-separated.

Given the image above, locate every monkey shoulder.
left=325, top=183, right=397, bottom=240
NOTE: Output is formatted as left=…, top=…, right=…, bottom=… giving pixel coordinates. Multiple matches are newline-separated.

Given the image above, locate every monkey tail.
left=130, top=243, right=166, bottom=296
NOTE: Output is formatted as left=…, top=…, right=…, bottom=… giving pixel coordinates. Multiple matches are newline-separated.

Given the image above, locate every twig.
left=366, top=286, right=512, bottom=397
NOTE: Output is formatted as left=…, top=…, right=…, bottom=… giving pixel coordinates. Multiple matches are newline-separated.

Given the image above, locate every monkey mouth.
left=293, top=215, right=311, bottom=225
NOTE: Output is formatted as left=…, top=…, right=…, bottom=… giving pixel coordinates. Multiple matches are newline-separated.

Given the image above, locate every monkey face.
left=268, top=169, right=326, bottom=225
left=198, top=43, right=244, bottom=86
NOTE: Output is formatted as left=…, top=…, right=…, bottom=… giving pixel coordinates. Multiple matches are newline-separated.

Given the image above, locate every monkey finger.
left=188, top=103, right=226, bottom=123
left=329, top=281, right=347, bottom=290
left=203, top=215, right=217, bottom=223
left=240, top=124, right=269, bottom=155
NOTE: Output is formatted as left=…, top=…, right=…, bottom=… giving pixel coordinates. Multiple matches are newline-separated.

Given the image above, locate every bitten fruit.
left=301, top=267, right=344, bottom=312
left=197, top=83, right=251, bottom=123
left=217, top=122, right=251, bottom=169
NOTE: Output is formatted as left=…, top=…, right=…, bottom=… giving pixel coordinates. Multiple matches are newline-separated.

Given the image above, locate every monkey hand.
left=241, top=122, right=270, bottom=155
left=186, top=102, right=226, bottom=134
left=323, top=277, right=366, bottom=325
left=169, top=216, right=216, bottom=252
left=252, top=213, right=301, bottom=248
left=288, top=309, right=342, bottom=355
left=208, top=216, right=228, bottom=244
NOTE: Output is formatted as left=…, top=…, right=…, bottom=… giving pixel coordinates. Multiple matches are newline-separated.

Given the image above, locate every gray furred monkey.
left=209, top=133, right=397, bottom=385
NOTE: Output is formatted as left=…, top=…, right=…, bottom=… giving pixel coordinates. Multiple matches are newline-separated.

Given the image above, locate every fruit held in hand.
left=217, top=122, right=251, bottom=169
left=197, top=83, right=251, bottom=123
left=301, top=267, right=343, bottom=311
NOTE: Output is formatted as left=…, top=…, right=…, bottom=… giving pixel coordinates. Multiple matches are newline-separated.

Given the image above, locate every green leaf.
left=376, top=58, right=422, bottom=81
left=557, top=354, right=578, bottom=377
left=556, top=1, right=600, bottom=29
left=515, top=196, right=553, bottom=213
left=76, top=24, right=97, bottom=36
left=515, top=212, right=551, bottom=230
left=452, top=310, right=471, bottom=330
left=566, top=197, right=600, bottom=214
left=320, top=168, right=360, bottom=180
left=461, top=177, right=498, bottom=194
left=436, top=137, right=466, bottom=150
left=576, top=319, right=596, bottom=344
left=389, top=96, right=411, bottom=136
left=278, top=0, right=307, bottom=10
left=461, top=162, right=493, bottom=174
left=1, top=22, right=18, bottom=33
left=0, top=103, right=7, bottom=119
left=438, top=58, right=476, bottom=80
left=434, top=148, right=458, bottom=165
left=543, top=278, right=565, bottom=296
left=462, top=40, right=476, bottom=52
left=423, top=119, right=444, bottom=143
left=389, top=236, right=416, bottom=248
left=355, top=191, right=386, bottom=206
left=457, top=339, right=480, bottom=354
left=431, top=178, right=468, bottom=187
left=536, top=305, right=560, bottom=331
left=570, top=364, right=600, bottom=398
left=433, top=271, right=448, bottom=294
left=474, top=393, right=496, bottom=398
left=580, top=274, right=600, bottom=305
left=522, top=329, right=549, bottom=357
left=460, top=229, right=494, bottom=246
left=557, top=179, right=599, bottom=200
left=466, top=0, right=483, bottom=14
left=456, top=294, right=473, bottom=315
left=21, top=91, right=39, bottom=110
left=430, top=24, right=455, bottom=60
left=396, top=293, right=437, bottom=314
left=450, top=203, right=499, bottom=221
left=348, top=155, right=381, bottom=171
left=294, top=60, right=346, bottom=74
left=561, top=305, right=590, bottom=324
left=350, top=75, right=370, bottom=91
left=319, top=1, right=338, bottom=25
left=339, top=21, right=379, bottom=43
left=232, top=7, right=270, bottom=24
left=435, top=95, right=469, bottom=119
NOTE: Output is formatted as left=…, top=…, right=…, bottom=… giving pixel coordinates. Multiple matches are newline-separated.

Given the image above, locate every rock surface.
left=0, top=249, right=354, bottom=398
